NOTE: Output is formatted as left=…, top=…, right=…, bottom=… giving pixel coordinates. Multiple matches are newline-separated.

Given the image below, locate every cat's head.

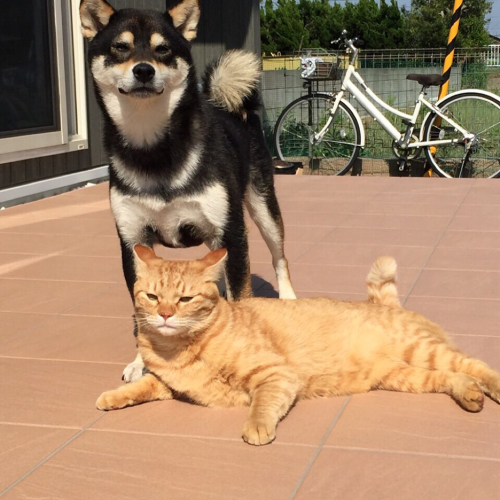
left=132, top=246, right=226, bottom=337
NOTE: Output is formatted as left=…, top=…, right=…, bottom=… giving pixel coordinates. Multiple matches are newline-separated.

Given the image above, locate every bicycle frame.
left=319, top=60, right=474, bottom=149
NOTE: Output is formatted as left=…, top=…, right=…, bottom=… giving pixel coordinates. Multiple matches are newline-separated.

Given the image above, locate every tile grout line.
left=0, top=282, right=119, bottom=350
left=322, top=444, right=500, bottom=463
left=283, top=188, right=390, bottom=276
left=401, top=183, right=475, bottom=306
left=288, top=396, right=351, bottom=500
left=0, top=413, right=106, bottom=498
left=253, top=191, right=383, bottom=294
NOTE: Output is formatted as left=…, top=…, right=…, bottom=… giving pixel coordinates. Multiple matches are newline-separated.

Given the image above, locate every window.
left=0, top=0, right=87, bottom=161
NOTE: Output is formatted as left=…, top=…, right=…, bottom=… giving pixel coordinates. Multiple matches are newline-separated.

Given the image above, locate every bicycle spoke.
left=425, top=93, right=500, bottom=178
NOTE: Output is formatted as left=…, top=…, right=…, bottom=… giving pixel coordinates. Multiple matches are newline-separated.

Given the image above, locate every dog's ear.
left=80, top=0, right=116, bottom=40
left=167, top=0, right=200, bottom=41
left=200, top=248, right=227, bottom=282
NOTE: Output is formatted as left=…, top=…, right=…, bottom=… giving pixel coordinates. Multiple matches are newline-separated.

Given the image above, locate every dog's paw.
left=122, top=360, right=145, bottom=383
left=242, top=418, right=276, bottom=446
left=96, top=390, right=128, bottom=411
left=279, top=289, right=297, bottom=300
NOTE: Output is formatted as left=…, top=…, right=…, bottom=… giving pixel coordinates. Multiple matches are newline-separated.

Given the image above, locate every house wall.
left=0, top=0, right=260, bottom=193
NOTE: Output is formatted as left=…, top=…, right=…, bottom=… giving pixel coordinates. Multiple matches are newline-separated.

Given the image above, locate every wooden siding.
left=0, top=0, right=259, bottom=190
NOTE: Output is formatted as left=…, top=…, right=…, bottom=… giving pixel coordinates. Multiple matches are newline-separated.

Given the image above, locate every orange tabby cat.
left=97, top=246, right=500, bottom=445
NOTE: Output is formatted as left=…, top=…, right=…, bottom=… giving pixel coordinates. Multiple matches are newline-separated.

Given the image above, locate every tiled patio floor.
left=1, top=176, right=500, bottom=499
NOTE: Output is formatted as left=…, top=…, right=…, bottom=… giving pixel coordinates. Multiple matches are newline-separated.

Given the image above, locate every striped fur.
left=96, top=250, right=500, bottom=446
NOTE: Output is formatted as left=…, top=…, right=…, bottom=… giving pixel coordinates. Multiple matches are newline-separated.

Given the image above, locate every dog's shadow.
left=217, top=275, right=278, bottom=299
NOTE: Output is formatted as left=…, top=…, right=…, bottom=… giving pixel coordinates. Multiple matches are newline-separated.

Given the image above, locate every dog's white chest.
left=110, top=184, right=228, bottom=248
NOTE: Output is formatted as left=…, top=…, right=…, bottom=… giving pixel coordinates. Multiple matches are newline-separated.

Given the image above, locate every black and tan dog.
left=80, top=0, right=296, bottom=381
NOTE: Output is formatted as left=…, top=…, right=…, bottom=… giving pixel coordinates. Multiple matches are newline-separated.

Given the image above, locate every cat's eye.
left=146, top=293, right=158, bottom=301
left=179, top=296, right=194, bottom=303
left=155, top=44, right=170, bottom=55
left=113, top=42, right=130, bottom=52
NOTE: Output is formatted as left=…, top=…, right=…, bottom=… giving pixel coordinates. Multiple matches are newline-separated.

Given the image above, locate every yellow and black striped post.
left=425, top=0, right=463, bottom=176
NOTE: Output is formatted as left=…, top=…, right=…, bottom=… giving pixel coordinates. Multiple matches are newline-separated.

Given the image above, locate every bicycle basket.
left=296, top=49, right=343, bottom=81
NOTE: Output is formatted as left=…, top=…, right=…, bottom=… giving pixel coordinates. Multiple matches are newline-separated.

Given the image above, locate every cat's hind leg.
left=375, top=362, right=484, bottom=412
left=96, top=373, right=173, bottom=411
left=425, top=346, right=500, bottom=404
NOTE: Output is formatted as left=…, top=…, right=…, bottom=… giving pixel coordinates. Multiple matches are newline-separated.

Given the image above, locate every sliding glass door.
left=0, top=0, right=87, bottom=160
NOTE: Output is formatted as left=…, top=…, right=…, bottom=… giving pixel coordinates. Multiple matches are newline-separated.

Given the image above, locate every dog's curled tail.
left=203, top=50, right=260, bottom=117
left=366, top=256, right=401, bottom=308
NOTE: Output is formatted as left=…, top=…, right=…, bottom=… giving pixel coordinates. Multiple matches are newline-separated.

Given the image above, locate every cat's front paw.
left=96, top=390, right=129, bottom=411
left=122, top=360, right=145, bottom=383
left=242, top=418, right=276, bottom=446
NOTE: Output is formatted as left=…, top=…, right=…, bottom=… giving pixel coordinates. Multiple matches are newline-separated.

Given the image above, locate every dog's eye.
left=146, top=293, right=158, bottom=301
left=113, top=42, right=130, bottom=52
left=179, top=296, right=193, bottom=303
left=155, top=44, right=170, bottom=55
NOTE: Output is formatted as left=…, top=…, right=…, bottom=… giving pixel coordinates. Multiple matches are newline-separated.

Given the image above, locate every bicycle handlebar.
left=330, top=32, right=364, bottom=49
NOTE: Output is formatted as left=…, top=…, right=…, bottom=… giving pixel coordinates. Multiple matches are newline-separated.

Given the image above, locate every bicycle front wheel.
left=423, top=91, right=500, bottom=178
left=274, top=94, right=361, bottom=175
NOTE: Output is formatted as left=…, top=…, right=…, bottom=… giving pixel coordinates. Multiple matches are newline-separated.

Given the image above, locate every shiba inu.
left=80, top=0, right=296, bottom=382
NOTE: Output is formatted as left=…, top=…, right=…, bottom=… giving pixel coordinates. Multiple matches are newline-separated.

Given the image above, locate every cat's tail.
left=366, top=256, right=401, bottom=308
left=202, top=50, right=261, bottom=118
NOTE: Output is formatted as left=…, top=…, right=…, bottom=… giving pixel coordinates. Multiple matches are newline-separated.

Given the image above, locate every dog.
left=80, top=0, right=297, bottom=382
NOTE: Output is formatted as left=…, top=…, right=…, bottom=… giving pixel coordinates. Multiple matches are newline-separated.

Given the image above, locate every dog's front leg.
left=221, top=214, right=252, bottom=301
left=119, top=235, right=146, bottom=383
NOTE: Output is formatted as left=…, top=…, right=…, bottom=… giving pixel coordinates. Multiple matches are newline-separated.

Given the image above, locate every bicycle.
left=273, top=31, right=500, bottom=178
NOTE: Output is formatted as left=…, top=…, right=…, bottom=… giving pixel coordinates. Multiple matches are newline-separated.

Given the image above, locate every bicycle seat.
left=406, top=74, right=446, bottom=87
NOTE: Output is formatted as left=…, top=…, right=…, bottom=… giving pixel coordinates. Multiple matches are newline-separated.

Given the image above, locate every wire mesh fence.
left=262, top=46, right=500, bottom=176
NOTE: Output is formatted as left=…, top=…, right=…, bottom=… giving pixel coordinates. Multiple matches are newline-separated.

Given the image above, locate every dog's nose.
left=133, top=63, right=155, bottom=83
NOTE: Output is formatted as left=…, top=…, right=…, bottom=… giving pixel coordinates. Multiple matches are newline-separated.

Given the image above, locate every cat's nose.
left=159, top=312, right=171, bottom=321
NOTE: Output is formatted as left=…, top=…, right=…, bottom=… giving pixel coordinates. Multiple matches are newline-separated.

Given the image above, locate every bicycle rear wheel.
left=274, top=94, right=361, bottom=175
left=423, top=91, right=500, bottom=178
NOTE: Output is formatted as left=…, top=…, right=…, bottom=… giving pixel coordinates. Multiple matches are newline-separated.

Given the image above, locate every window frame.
left=0, top=0, right=88, bottom=164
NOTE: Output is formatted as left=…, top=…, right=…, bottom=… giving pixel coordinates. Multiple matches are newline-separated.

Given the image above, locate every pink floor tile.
left=2, top=177, right=500, bottom=496
left=404, top=296, right=500, bottom=337
left=326, top=391, right=500, bottom=459
left=3, top=431, right=316, bottom=500
left=410, top=269, right=500, bottom=300
left=61, top=283, right=132, bottom=318
left=1, top=255, right=123, bottom=283
left=294, top=447, right=500, bottom=500
left=0, top=358, right=118, bottom=427
left=286, top=263, right=421, bottom=296
left=0, top=311, right=56, bottom=344
left=0, top=424, right=75, bottom=493
left=0, top=279, right=113, bottom=314
left=447, top=216, right=500, bottom=232
left=439, top=230, right=500, bottom=249
left=339, top=213, right=452, bottom=231
left=0, top=315, right=135, bottom=364
left=426, top=246, right=500, bottom=271
left=93, top=396, right=348, bottom=447
left=322, top=226, right=442, bottom=247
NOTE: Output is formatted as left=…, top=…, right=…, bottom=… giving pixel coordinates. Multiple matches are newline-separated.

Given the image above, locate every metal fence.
left=262, top=46, right=500, bottom=176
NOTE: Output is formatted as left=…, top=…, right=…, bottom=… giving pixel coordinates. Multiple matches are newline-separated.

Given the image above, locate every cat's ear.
left=80, top=0, right=116, bottom=40
left=200, top=248, right=227, bottom=281
left=133, top=245, right=160, bottom=272
left=166, top=0, right=200, bottom=41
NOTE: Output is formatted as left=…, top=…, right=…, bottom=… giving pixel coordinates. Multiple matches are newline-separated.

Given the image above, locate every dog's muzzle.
left=119, top=63, right=164, bottom=98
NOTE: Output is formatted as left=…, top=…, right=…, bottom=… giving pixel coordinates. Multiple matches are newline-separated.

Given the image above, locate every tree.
left=260, top=0, right=492, bottom=53
left=404, top=0, right=492, bottom=48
